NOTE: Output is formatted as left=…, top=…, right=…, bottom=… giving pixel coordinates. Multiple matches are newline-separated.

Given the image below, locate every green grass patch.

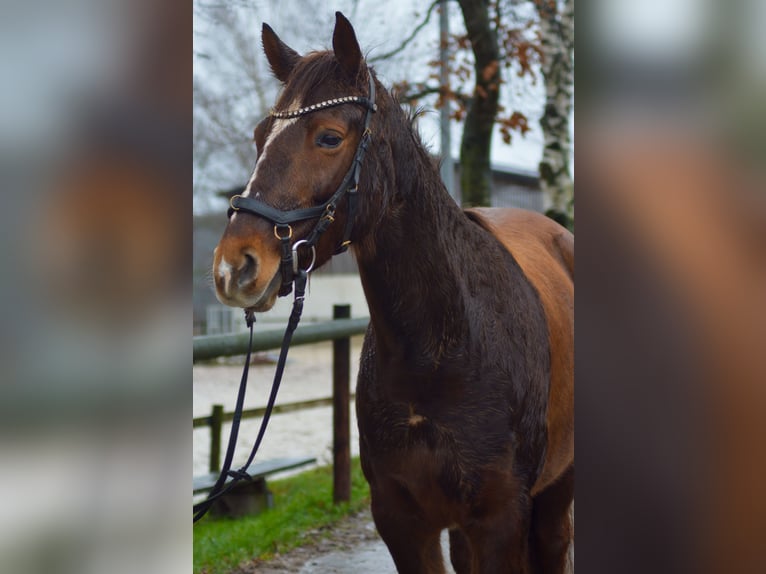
left=194, top=457, right=371, bottom=574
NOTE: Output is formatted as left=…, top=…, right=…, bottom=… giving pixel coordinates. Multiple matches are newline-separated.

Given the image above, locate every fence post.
left=210, top=404, right=223, bottom=473
left=333, top=304, right=351, bottom=503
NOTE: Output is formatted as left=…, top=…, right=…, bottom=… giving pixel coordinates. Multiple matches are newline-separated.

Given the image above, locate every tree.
left=456, top=0, right=502, bottom=207
left=193, top=0, right=333, bottom=209
left=193, top=2, right=279, bottom=209
left=394, top=1, right=540, bottom=207
left=535, top=0, right=574, bottom=228
left=395, top=0, right=573, bottom=216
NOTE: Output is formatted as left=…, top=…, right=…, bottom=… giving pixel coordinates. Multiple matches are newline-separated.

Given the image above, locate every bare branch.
left=396, top=85, right=442, bottom=104
left=368, top=0, right=441, bottom=63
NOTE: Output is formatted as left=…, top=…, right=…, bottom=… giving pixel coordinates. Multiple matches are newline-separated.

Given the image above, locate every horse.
left=213, top=12, right=574, bottom=573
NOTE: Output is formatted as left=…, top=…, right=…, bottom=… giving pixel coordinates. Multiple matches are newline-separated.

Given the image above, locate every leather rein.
left=194, top=75, right=376, bottom=523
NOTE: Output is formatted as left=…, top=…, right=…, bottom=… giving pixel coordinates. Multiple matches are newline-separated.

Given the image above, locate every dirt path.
left=232, top=507, right=457, bottom=574
left=231, top=507, right=393, bottom=574
left=231, top=505, right=572, bottom=574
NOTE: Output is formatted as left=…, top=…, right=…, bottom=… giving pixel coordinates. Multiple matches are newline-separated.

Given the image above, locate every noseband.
left=227, top=74, right=377, bottom=297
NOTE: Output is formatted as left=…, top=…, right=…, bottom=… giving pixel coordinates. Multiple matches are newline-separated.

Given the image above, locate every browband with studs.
left=270, top=95, right=377, bottom=119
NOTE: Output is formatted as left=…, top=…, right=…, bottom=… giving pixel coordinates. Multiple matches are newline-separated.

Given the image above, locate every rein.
left=228, top=74, right=377, bottom=297
left=194, top=74, right=376, bottom=523
left=193, top=271, right=308, bottom=523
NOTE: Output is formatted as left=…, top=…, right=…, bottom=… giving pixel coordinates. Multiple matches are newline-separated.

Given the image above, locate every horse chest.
left=357, top=393, right=520, bottom=511
left=357, top=365, right=517, bottom=468
left=356, top=325, right=550, bottom=493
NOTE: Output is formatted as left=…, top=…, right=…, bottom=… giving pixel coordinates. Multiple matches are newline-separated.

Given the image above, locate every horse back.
left=466, top=207, right=574, bottom=495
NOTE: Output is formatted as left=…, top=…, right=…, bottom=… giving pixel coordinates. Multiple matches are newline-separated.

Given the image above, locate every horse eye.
left=317, top=133, right=342, bottom=149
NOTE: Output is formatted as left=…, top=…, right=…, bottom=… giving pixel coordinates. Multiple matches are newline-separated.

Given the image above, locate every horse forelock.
left=278, top=51, right=369, bottom=109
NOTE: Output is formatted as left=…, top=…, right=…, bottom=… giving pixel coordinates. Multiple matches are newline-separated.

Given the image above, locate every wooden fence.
left=193, top=305, right=369, bottom=503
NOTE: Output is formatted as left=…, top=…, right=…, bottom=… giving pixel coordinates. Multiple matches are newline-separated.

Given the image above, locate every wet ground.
left=232, top=507, right=456, bottom=574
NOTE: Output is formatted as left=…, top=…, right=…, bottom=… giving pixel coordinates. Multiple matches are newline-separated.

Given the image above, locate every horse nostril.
left=237, top=252, right=258, bottom=286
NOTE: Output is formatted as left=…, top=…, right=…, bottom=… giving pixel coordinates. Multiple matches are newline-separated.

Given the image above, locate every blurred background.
left=577, top=1, right=765, bottom=573
left=0, top=0, right=763, bottom=573
left=0, top=0, right=190, bottom=573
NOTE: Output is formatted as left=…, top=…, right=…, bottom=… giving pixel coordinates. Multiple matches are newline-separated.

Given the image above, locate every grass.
left=193, top=457, right=371, bottom=574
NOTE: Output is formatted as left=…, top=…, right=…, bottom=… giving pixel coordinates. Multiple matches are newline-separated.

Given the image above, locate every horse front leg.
left=370, top=486, right=446, bottom=574
left=530, top=465, right=574, bottom=574
left=464, top=493, right=534, bottom=574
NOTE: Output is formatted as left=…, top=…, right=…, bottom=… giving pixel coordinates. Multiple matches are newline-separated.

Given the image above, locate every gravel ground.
left=232, top=507, right=390, bottom=574
left=229, top=506, right=571, bottom=574
left=231, top=507, right=457, bottom=574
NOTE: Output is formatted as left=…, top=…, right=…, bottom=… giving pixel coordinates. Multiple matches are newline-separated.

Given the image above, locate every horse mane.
left=277, top=51, right=369, bottom=108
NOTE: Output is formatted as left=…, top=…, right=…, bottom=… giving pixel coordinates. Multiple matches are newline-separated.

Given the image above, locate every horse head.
left=213, top=12, right=375, bottom=311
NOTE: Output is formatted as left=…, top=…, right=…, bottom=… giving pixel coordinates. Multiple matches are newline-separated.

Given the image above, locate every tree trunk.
left=457, top=0, right=501, bottom=207
left=535, top=0, right=574, bottom=228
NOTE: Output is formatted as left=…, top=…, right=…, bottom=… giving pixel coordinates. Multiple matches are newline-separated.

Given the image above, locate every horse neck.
left=351, top=112, right=499, bottom=368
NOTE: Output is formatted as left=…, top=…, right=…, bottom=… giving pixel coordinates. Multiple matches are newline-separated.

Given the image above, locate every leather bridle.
left=194, top=73, right=376, bottom=523
left=227, top=74, right=377, bottom=297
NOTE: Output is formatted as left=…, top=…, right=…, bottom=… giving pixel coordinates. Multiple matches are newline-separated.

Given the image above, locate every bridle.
left=194, top=73, right=376, bottom=523
left=227, top=74, right=377, bottom=297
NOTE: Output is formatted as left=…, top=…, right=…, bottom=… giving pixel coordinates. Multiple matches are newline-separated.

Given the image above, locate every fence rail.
left=193, top=316, right=369, bottom=362
left=192, top=396, right=358, bottom=429
left=193, top=305, right=367, bottom=503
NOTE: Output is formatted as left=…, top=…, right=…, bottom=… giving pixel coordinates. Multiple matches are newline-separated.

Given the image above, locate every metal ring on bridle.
left=291, top=240, right=316, bottom=274
left=230, top=195, right=242, bottom=211
left=274, top=225, right=293, bottom=240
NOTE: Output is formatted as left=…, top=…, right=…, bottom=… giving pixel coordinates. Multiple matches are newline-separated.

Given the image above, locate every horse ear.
left=332, top=12, right=363, bottom=78
left=262, top=23, right=300, bottom=83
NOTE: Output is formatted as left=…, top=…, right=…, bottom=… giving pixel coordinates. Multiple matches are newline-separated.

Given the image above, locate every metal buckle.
left=229, top=195, right=242, bottom=211
left=273, top=225, right=293, bottom=240
left=291, top=240, right=316, bottom=274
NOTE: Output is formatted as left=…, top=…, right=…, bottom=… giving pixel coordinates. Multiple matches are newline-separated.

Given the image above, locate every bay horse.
left=213, top=13, right=573, bottom=573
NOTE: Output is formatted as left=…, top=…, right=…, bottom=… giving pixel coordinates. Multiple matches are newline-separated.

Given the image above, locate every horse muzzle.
left=213, top=244, right=281, bottom=311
